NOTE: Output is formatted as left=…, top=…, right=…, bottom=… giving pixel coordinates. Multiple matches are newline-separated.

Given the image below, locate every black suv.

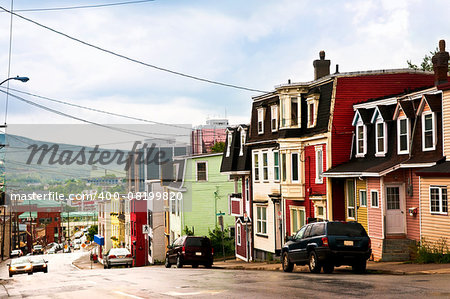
left=282, top=221, right=371, bottom=274
left=165, top=236, right=213, bottom=268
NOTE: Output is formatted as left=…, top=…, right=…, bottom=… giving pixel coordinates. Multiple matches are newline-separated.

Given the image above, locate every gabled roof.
left=416, top=93, right=442, bottom=116
left=352, top=108, right=374, bottom=126
left=393, top=100, right=416, bottom=120
left=220, top=124, right=251, bottom=174
left=370, top=105, right=395, bottom=123
left=417, top=161, right=450, bottom=177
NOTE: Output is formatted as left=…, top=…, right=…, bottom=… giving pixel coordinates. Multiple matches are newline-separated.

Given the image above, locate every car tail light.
left=109, top=255, right=116, bottom=259
left=126, top=254, right=132, bottom=258
left=368, top=238, right=371, bottom=249
left=322, top=237, right=329, bottom=247
left=182, top=246, right=185, bottom=255
left=211, top=248, right=214, bottom=255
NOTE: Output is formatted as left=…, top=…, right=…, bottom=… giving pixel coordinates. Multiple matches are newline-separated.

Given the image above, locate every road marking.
left=71, top=263, right=81, bottom=270
left=114, top=291, right=145, bottom=299
left=164, top=291, right=223, bottom=296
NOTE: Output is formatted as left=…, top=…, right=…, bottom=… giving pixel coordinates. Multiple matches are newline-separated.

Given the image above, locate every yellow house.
left=344, top=178, right=368, bottom=231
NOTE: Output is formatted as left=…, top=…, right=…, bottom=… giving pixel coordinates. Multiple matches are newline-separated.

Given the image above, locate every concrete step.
left=381, top=252, right=411, bottom=262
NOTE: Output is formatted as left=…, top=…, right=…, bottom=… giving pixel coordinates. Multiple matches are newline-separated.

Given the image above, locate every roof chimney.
left=313, top=50, right=330, bottom=80
left=432, top=39, right=449, bottom=85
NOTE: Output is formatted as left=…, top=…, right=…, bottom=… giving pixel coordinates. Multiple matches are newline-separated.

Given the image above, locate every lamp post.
left=0, top=75, right=29, bottom=259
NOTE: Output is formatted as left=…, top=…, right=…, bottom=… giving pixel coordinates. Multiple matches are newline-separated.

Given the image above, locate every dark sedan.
left=29, top=256, right=48, bottom=273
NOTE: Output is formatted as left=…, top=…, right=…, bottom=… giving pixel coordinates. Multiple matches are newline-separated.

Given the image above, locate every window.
left=316, top=206, right=325, bottom=220
left=346, top=180, right=355, bottom=218
left=291, top=207, right=305, bottom=234
left=291, top=153, right=299, bottom=182
left=274, top=151, right=280, bottom=181
left=236, top=223, right=241, bottom=246
left=171, top=198, right=176, bottom=214
left=281, top=98, right=288, bottom=128
left=315, top=146, right=323, bottom=184
left=226, top=132, right=232, bottom=157
left=430, top=186, right=448, bottom=214
left=360, top=190, right=367, bottom=207
left=376, top=121, right=387, bottom=155
left=239, top=129, right=246, bottom=156
left=291, top=97, right=299, bottom=126
left=271, top=105, right=278, bottom=132
left=256, top=206, right=267, bottom=235
left=257, top=108, right=264, bottom=134
left=196, top=162, right=207, bottom=181
left=306, top=97, right=318, bottom=128
left=254, top=153, right=259, bottom=181
left=281, top=153, right=287, bottom=182
left=371, top=190, right=379, bottom=208
left=398, top=118, right=409, bottom=154
left=262, top=152, right=268, bottom=181
left=386, top=187, right=400, bottom=210
left=422, top=112, right=435, bottom=151
left=356, top=124, right=366, bottom=156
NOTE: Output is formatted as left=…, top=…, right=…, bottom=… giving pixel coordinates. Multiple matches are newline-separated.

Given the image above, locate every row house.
left=325, top=40, right=449, bottom=261
left=245, top=51, right=435, bottom=259
left=220, top=125, right=253, bottom=261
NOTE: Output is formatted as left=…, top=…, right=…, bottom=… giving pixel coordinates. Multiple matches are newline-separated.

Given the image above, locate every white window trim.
left=306, top=97, right=318, bottom=128
left=315, top=146, right=324, bottom=184
left=371, top=190, right=379, bottom=208
left=253, top=152, right=260, bottom=182
left=375, top=120, right=387, bottom=157
left=359, top=189, right=367, bottom=207
left=226, top=132, right=232, bottom=157
left=273, top=150, right=280, bottom=182
left=429, top=186, right=448, bottom=215
left=262, top=151, right=269, bottom=182
left=239, top=130, right=246, bottom=156
left=314, top=204, right=325, bottom=221
left=280, top=97, right=288, bottom=129
left=422, top=111, right=436, bottom=151
left=271, top=105, right=278, bottom=132
left=291, top=152, right=299, bottom=183
left=356, top=123, right=367, bottom=158
left=290, top=97, right=301, bottom=128
left=256, top=205, right=268, bottom=235
left=346, top=180, right=356, bottom=219
left=397, top=117, right=410, bottom=155
left=290, top=206, right=306, bottom=234
left=257, top=108, right=265, bottom=135
left=236, top=223, right=241, bottom=246
left=195, top=161, right=208, bottom=182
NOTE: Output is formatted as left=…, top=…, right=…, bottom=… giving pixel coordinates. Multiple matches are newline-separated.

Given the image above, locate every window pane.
left=274, top=152, right=280, bottom=181
left=400, top=119, right=407, bottom=134
left=443, top=188, right=448, bottom=213
left=425, top=114, right=432, bottom=131
left=282, top=153, right=286, bottom=181
left=292, top=209, right=298, bottom=232
left=425, top=131, right=433, bottom=148
left=291, top=98, right=298, bottom=126
left=430, top=188, right=439, bottom=212
left=292, top=153, right=299, bottom=181
left=371, top=191, right=378, bottom=207
left=360, top=190, right=367, bottom=206
left=400, top=135, right=408, bottom=151
left=386, top=187, right=400, bottom=210
left=309, top=103, right=314, bottom=126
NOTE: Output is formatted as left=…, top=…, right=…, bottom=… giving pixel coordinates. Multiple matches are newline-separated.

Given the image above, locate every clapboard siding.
left=420, top=177, right=450, bottom=245
left=367, top=177, right=383, bottom=260
left=356, top=179, right=368, bottom=230
left=443, top=90, right=450, bottom=159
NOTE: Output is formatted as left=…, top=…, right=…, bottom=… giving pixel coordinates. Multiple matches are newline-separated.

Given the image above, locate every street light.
left=0, top=76, right=29, bottom=86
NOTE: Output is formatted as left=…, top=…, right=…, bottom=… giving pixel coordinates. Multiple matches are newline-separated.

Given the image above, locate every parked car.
left=10, top=249, right=23, bottom=258
left=282, top=221, right=371, bottom=274
left=103, top=248, right=133, bottom=269
left=47, top=247, right=57, bottom=254
left=8, top=257, right=33, bottom=277
left=32, top=245, right=44, bottom=255
left=29, top=256, right=48, bottom=273
left=165, top=236, right=213, bottom=268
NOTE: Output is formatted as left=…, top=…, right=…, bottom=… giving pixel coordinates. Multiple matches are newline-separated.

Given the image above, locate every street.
left=0, top=253, right=450, bottom=298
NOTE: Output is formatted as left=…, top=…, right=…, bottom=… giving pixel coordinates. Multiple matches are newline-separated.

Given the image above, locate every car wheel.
left=308, top=251, right=321, bottom=273
left=9, top=273, right=12, bottom=278
left=192, top=264, right=198, bottom=268
left=165, top=256, right=171, bottom=268
left=28, top=272, right=33, bottom=275
left=176, top=255, right=183, bottom=268
left=352, top=259, right=367, bottom=274
left=44, top=268, right=48, bottom=273
left=104, top=263, right=107, bottom=269
left=282, top=252, right=294, bottom=272
left=323, top=263, right=334, bottom=274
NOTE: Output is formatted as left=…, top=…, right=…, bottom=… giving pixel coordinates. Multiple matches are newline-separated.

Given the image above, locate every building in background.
left=192, top=118, right=228, bottom=154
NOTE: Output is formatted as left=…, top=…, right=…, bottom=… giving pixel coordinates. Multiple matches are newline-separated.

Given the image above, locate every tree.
left=210, top=142, right=225, bottom=153
left=208, top=226, right=234, bottom=258
left=87, top=225, right=98, bottom=242
left=183, top=226, right=194, bottom=236
left=407, top=48, right=450, bottom=72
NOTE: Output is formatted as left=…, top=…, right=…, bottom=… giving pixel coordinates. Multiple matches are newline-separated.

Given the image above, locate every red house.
left=130, top=198, right=148, bottom=266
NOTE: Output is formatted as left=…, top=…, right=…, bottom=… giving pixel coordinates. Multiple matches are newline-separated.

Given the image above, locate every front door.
left=385, top=186, right=405, bottom=234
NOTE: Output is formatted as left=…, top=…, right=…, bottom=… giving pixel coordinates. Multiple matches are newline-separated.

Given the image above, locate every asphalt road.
left=1, top=252, right=450, bottom=298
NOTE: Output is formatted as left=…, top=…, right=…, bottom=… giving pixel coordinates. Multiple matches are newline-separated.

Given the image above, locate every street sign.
left=142, top=224, right=151, bottom=235
left=216, top=212, right=225, bottom=216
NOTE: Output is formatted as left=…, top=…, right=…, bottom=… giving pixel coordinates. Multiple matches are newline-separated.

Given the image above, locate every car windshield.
left=34, top=245, right=42, bottom=249
left=185, top=238, right=210, bottom=247
left=11, top=257, right=30, bottom=265
left=29, top=257, right=45, bottom=263
left=110, top=248, right=130, bottom=255
left=327, top=222, right=368, bottom=237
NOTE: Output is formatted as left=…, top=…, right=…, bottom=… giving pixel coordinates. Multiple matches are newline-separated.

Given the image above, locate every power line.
left=0, top=6, right=269, bottom=94
left=11, top=0, right=154, bottom=12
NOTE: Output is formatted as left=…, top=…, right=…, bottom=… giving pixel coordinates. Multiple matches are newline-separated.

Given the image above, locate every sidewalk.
left=72, top=252, right=103, bottom=270
left=213, top=259, right=450, bottom=275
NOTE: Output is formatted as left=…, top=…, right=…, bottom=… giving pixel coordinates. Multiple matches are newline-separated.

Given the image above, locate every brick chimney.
left=432, top=39, right=449, bottom=85
left=313, top=50, right=330, bottom=80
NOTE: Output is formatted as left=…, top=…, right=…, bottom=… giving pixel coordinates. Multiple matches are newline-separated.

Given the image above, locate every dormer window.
left=280, top=96, right=301, bottom=129
left=375, top=121, right=387, bottom=156
left=422, top=112, right=435, bottom=151
left=290, top=97, right=300, bottom=127
left=306, top=96, right=319, bottom=128
left=239, top=129, right=246, bottom=156
left=271, top=105, right=278, bottom=132
left=356, top=124, right=366, bottom=157
left=257, top=108, right=264, bottom=134
left=226, top=131, right=232, bottom=157
left=398, top=117, right=410, bottom=154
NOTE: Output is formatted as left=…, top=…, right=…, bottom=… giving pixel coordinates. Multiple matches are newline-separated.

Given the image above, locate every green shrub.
left=208, top=226, right=235, bottom=258
left=415, top=237, right=450, bottom=264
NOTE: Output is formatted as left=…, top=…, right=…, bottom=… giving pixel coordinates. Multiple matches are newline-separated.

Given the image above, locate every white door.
left=385, top=186, right=405, bottom=234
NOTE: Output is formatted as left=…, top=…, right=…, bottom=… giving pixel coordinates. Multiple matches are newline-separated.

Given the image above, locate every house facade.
left=220, top=125, right=253, bottom=261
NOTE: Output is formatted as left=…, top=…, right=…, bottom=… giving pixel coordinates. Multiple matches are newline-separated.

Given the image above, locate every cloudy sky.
left=0, top=0, right=449, bottom=129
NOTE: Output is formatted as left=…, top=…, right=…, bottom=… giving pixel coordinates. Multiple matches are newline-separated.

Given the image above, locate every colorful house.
left=220, top=125, right=253, bottom=261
